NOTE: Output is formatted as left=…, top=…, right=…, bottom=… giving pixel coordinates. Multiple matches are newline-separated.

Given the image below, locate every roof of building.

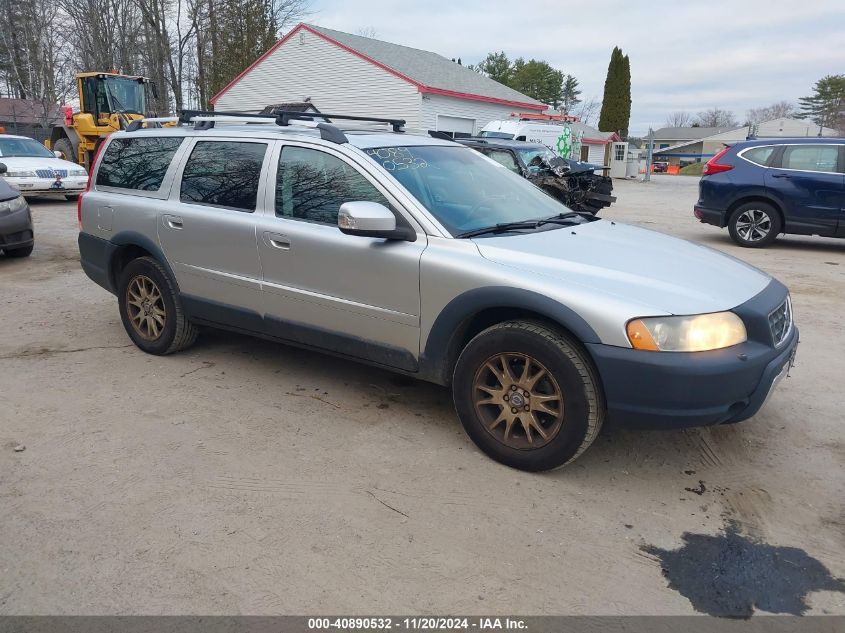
left=653, top=126, right=738, bottom=140
left=654, top=118, right=841, bottom=154
left=212, top=23, right=546, bottom=111
left=0, top=98, right=63, bottom=125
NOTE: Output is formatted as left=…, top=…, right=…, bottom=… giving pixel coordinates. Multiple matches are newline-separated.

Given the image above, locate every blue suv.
left=695, top=137, right=845, bottom=247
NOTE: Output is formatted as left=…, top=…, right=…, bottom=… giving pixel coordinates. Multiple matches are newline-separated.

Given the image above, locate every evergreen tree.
left=598, top=46, right=631, bottom=138
left=799, top=75, right=845, bottom=133
left=509, top=58, right=563, bottom=107
left=559, top=75, right=581, bottom=115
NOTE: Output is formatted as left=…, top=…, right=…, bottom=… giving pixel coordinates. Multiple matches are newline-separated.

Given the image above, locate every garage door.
left=436, top=115, right=475, bottom=138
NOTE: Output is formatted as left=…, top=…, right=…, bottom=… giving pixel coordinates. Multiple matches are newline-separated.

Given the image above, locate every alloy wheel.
left=126, top=275, right=166, bottom=340
left=472, top=353, right=565, bottom=450
left=735, top=209, right=772, bottom=242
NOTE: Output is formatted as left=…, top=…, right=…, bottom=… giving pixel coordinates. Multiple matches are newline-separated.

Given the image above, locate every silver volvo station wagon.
left=77, top=111, right=798, bottom=471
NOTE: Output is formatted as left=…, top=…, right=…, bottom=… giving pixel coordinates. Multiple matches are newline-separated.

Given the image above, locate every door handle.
left=263, top=231, right=290, bottom=250
left=163, top=214, right=183, bottom=229
left=771, top=173, right=791, bottom=179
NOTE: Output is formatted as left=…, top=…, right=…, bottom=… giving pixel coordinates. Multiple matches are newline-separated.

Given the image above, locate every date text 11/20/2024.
left=308, top=617, right=527, bottom=630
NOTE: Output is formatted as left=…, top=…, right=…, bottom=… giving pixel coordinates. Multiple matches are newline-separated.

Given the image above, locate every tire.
left=117, top=256, right=198, bottom=355
left=452, top=320, right=605, bottom=471
left=728, top=201, right=781, bottom=248
left=65, top=194, right=80, bottom=202
left=53, top=138, right=75, bottom=163
left=4, top=244, right=33, bottom=258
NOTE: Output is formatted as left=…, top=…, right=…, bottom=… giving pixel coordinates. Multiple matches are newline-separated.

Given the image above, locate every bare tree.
left=355, top=26, right=378, bottom=38
left=574, top=96, right=600, bottom=127
left=665, top=111, right=692, bottom=127
left=695, top=107, right=738, bottom=128
left=745, top=101, right=796, bottom=125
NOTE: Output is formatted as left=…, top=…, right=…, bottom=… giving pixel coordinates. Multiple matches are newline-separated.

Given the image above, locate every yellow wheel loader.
left=47, top=72, right=159, bottom=169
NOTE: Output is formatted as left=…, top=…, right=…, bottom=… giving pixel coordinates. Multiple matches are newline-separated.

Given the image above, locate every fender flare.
left=419, top=286, right=601, bottom=385
left=50, top=125, right=81, bottom=157
left=109, top=231, right=178, bottom=290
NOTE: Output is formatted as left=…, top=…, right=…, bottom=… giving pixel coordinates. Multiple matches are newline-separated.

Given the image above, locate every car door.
left=157, top=137, right=271, bottom=324
left=765, top=143, right=844, bottom=236
left=254, top=141, right=427, bottom=371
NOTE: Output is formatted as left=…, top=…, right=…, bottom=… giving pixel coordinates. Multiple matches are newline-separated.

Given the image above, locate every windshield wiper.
left=457, top=221, right=544, bottom=238
left=457, top=212, right=586, bottom=239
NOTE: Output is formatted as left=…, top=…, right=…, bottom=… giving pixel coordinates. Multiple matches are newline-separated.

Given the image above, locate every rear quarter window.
left=740, top=146, right=776, bottom=166
left=96, top=137, right=183, bottom=191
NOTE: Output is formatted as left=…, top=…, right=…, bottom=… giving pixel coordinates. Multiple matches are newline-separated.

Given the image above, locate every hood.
left=0, top=156, right=86, bottom=173
left=474, top=220, right=771, bottom=315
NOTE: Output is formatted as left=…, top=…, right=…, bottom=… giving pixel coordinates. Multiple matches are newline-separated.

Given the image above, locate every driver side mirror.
left=53, top=150, right=63, bottom=158
left=0, top=163, right=6, bottom=175
left=338, top=201, right=415, bottom=241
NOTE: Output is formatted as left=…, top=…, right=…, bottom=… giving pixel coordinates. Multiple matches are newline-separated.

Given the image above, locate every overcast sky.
left=307, top=0, right=845, bottom=136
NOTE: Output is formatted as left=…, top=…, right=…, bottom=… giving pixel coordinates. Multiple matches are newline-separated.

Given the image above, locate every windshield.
left=101, top=78, right=146, bottom=114
left=0, top=137, right=55, bottom=158
left=364, top=145, right=574, bottom=236
left=478, top=131, right=514, bottom=139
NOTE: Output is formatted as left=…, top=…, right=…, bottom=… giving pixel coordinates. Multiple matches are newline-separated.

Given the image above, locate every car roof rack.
left=169, top=109, right=406, bottom=145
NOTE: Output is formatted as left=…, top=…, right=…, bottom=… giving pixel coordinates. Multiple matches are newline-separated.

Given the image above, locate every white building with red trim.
left=212, top=23, right=546, bottom=137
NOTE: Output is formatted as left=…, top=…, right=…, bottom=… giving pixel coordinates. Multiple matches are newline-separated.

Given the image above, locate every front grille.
left=35, top=169, right=68, bottom=178
left=768, top=297, right=793, bottom=347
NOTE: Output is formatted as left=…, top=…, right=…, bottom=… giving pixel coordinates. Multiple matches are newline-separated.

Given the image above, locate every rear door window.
left=741, top=146, right=776, bottom=166
left=96, top=137, right=183, bottom=191
left=779, top=145, right=840, bottom=173
left=180, top=141, right=268, bottom=212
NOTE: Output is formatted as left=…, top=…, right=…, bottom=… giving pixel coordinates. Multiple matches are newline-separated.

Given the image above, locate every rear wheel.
left=118, top=256, right=198, bottom=355
left=452, top=321, right=604, bottom=471
left=728, top=202, right=781, bottom=247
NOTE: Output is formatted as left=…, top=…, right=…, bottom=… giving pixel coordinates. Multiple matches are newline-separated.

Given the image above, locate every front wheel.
left=452, top=321, right=605, bottom=471
left=118, top=256, right=198, bottom=355
left=728, top=202, right=781, bottom=247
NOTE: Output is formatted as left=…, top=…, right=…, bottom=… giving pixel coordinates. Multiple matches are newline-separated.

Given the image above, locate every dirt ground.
left=1, top=176, right=843, bottom=615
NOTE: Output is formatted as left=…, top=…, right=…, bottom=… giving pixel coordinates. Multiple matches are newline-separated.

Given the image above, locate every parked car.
left=695, top=137, right=845, bottom=247
left=652, top=161, right=668, bottom=173
left=457, top=138, right=616, bottom=215
left=0, top=162, right=34, bottom=257
left=78, top=111, right=798, bottom=471
left=0, top=135, right=88, bottom=200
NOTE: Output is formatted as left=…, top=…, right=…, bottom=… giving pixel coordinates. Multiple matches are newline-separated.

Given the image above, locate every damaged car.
left=458, top=138, right=616, bottom=215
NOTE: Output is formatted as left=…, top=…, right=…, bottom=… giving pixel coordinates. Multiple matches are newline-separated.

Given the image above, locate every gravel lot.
left=1, top=176, right=843, bottom=615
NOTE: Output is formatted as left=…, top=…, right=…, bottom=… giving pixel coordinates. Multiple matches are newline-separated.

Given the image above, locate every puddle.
left=642, top=522, right=845, bottom=617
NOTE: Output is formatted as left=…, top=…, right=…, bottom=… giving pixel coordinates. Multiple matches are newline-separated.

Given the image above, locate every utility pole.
left=643, top=127, right=654, bottom=182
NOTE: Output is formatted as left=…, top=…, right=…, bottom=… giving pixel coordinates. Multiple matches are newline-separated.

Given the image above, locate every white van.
left=480, top=119, right=611, bottom=166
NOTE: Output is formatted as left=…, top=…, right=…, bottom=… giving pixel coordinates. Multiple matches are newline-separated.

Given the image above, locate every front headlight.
left=70, top=169, right=88, bottom=177
left=0, top=195, right=27, bottom=216
left=5, top=170, right=37, bottom=178
left=627, top=312, right=746, bottom=352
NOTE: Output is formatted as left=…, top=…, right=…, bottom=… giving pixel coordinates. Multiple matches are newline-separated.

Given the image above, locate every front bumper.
left=0, top=205, right=34, bottom=249
left=8, top=177, right=88, bottom=195
left=588, top=279, right=798, bottom=429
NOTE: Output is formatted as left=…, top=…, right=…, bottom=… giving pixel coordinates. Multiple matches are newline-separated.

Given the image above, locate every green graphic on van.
left=556, top=127, right=572, bottom=158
